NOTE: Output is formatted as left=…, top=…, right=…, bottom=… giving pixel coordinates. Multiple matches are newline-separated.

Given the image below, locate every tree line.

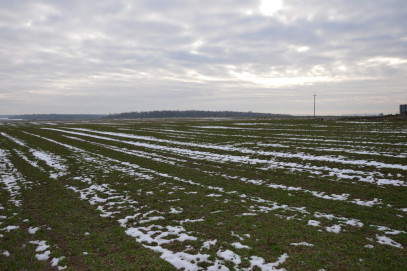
left=106, top=110, right=289, bottom=119
left=4, top=114, right=106, bottom=120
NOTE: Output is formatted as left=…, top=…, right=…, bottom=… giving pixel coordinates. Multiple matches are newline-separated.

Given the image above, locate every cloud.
left=0, top=0, right=406, bottom=115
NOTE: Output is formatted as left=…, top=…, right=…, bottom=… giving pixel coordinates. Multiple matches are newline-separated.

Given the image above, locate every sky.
left=1, top=0, right=407, bottom=115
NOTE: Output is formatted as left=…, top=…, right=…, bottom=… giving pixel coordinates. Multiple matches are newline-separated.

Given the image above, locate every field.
left=1, top=118, right=406, bottom=270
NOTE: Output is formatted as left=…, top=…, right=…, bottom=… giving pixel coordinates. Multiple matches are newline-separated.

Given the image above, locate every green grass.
left=1, top=118, right=406, bottom=270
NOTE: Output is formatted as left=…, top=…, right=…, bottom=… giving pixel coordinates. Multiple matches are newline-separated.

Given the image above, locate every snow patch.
left=376, top=235, right=403, bottom=248
left=4, top=225, right=19, bottom=232
left=308, top=220, right=320, bottom=227
left=232, top=242, right=250, bottom=249
left=248, top=253, right=288, bottom=270
left=326, top=225, right=341, bottom=233
left=28, top=226, right=40, bottom=234
left=1, top=250, right=10, bottom=257
left=290, top=242, right=314, bottom=247
left=217, top=249, right=241, bottom=265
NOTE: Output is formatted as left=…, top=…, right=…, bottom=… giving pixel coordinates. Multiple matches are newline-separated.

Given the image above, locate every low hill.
left=2, top=114, right=106, bottom=120
left=106, top=110, right=289, bottom=119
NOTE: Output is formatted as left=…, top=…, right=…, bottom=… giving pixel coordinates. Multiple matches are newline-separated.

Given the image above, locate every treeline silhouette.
left=6, top=114, right=106, bottom=120
left=107, top=110, right=288, bottom=119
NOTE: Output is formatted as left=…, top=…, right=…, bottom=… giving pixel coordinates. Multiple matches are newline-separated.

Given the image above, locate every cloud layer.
left=1, top=0, right=406, bottom=114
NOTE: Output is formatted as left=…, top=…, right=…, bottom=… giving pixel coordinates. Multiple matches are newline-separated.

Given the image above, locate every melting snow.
left=7, top=123, right=403, bottom=269
left=202, top=239, right=217, bottom=249
left=248, top=253, right=289, bottom=271
left=28, top=226, right=40, bottom=234
left=1, top=250, right=10, bottom=257
left=290, top=242, right=314, bottom=247
left=217, top=249, right=241, bottom=265
left=326, top=225, right=341, bottom=233
left=4, top=225, right=19, bottom=232
left=231, top=242, right=250, bottom=249
left=308, top=220, right=320, bottom=227
left=51, top=256, right=67, bottom=270
left=376, top=235, right=403, bottom=249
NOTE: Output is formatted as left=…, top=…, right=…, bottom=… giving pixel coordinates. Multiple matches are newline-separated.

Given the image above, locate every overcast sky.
left=1, top=0, right=406, bottom=115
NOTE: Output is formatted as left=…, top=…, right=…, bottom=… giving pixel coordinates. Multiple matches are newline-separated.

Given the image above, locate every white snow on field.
left=290, top=242, right=314, bottom=247
left=126, top=225, right=198, bottom=245
left=233, top=123, right=271, bottom=126
left=326, top=225, right=341, bottom=233
left=28, top=226, right=40, bottom=234
left=179, top=218, right=205, bottom=224
left=31, top=131, right=396, bottom=249
left=3, top=225, right=20, bottom=232
left=195, top=126, right=249, bottom=130
left=207, top=193, right=222, bottom=197
left=207, top=260, right=229, bottom=271
left=51, top=256, right=67, bottom=270
left=1, top=250, right=10, bottom=257
left=247, top=253, right=288, bottom=271
left=202, top=239, right=217, bottom=249
left=51, top=143, right=308, bottom=226
left=0, top=175, right=22, bottom=207
left=53, top=127, right=405, bottom=172
left=268, top=133, right=407, bottom=146
left=0, top=132, right=26, bottom=146
left=371, top=225, right=406, bottom=235
left=25, top=132, right=157, bottom=181
left=30, top=240, right=50, bottom=252
left=1, top=133, right=68, bottom=179
left=376, top=235, right=403, bottom=248
left=0, top=150, right=24, bottom=207
left=298, top=145, right=407, bottom=158
left=28, top=240, right=67, bottom=269
left=169, top=207, right=183, bottom=214
left=314, top=212, right=364, bottom=228
left=15, top=150, right=40, bottom=169
left=257, top=143, right=289, bottom=148
left=308, top=220, right=320, bottom=227
left=36, top=250, right=51, bottom=260
left=69, top=187, right=135, bottom=217
left=232, top=242, right=250, bottom=249
left=352, top=198, right=382, bottom=207
left=44, top=128, right=407, bottom=187
left=64, top=166, right=296, bottom=270
left=22, top=131, right=85, bottom=152
left=7, top=123, right=403, bottom=269
left=29, top=240, right=51, bottom=260
left=32, top=151, right=67, bottom=172
left=139, top=216, right=165, bottom=224
left=217, top=249, right=241, bottom=265
left=215, top=173, right=384, bottom=207
left=147, top=245, right=210, bottom=271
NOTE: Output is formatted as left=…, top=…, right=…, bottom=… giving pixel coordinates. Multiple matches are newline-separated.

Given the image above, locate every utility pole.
left=313, top=92, right=317, bottom=119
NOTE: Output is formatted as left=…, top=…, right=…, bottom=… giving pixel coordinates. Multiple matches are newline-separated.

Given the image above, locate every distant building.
left=401, top=104, right=407, bottom=116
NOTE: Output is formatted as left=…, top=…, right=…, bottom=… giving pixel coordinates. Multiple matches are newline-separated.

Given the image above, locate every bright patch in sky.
left=259, top=0, right=283, bottom=16
left=229, top=71, right=337, bottom=87
left=190, top=40, right=204, bottom=54
left=297, top=46, right=310, bottom=53
left=367, top=57, right=407, bottom=66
